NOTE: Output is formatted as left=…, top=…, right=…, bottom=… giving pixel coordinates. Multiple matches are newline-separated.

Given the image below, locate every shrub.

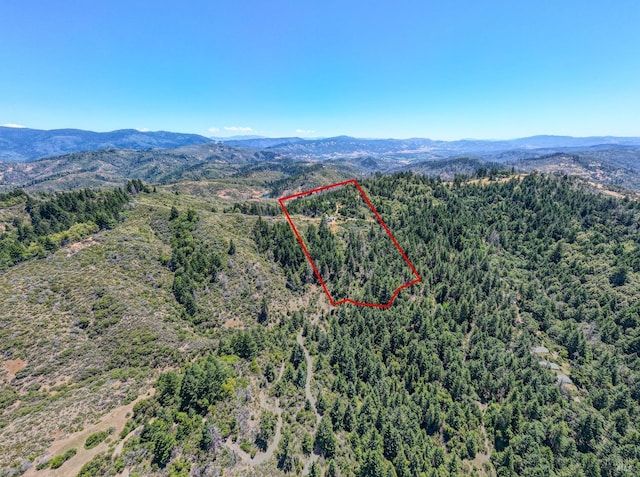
left=85, top=427, right=114, bottom=449
left=49, top=448, right=77, bottom=469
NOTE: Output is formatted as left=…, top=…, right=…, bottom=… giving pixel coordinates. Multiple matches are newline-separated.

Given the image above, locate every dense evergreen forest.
left=260, top=173, right=640, bottom=476
left=275, top=183, right=419, bottom=304
left=6, top=172, right=639, bottom=476
left=169, top=207, right=223, bottom=319
left=0, top=185, right=133, bottom=270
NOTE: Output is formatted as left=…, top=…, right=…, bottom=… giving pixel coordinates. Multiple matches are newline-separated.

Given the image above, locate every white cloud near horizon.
left=1, top=123, right=27, bottom=128
left=137, top=127, right=150, bottom=132
left=208, top=127, right=220, bottom=133
left=224, top=126, right=253, bottom=132
left=296, top=129, right=315, bottom=134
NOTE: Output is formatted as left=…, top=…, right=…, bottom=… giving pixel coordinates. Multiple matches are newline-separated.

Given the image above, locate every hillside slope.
left=0, top=183, right=311, bottom=475
left=0, top=144, right=279, bottom=192
left=2, top=173, right=639, bottom=476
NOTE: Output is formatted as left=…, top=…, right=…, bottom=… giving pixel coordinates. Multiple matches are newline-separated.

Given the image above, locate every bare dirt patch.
left=222, top=316, right=244, bottom=329
left=587, top=181, right=626, bottom=198
left=217, top=189, right=237, bottom=200
left=65, top=237, right=98, bottom=257
left=447, top=175, right=527, bottom=187
left=3, top=358, right=26, bottom=382
left=216, top=187, right=268, bottom=201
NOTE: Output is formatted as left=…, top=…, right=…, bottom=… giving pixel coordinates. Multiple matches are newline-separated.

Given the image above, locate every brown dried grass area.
left=215, top=187, right=268, bottom=200
left=64, top=237, right=99, bottom=257
left=2, top=358, right=26, bottom=382
left=23, top=389, right=155, bottom=477
left=0, top=202, right=194, bottom=470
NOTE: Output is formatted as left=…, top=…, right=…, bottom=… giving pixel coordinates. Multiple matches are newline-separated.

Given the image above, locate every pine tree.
left=327, top=460, right=339, bottom=477
left=309, top=462, right=321, bottom=477
left=277, top=430, right=296, bottom=472
left=315, top=416, right=336, bottom=458
left=258, top=296, right=269, bottom=324
left=360, top=450, right=385, bottom=477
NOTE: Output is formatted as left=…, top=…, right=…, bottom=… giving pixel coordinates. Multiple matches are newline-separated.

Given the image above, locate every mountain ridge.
left=3, top=126, right=640, bottom=163
left=0, top=127, right=213, bottom=162
left=2, top=142, right=640, bottom=195
left=224, top=134, right=640, bottom=160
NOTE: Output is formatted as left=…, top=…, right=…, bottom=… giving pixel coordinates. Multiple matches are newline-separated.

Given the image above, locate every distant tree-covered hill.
left=0, top=127, right=213, bottom=162
left=2, top=136, right=640, bottom=194
left=225, top=135, right=640, bottom=161
left=0, top=144, right=283, bottom=191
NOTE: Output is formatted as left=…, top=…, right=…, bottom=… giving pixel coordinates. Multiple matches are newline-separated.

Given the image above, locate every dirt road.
left=297, top=329, right=322, bottom=475
left=24, top=389, right=154, bottom=477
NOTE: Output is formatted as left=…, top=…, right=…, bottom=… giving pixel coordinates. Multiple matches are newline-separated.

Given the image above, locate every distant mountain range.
left=0, top=127, right=212, bottom=162
left=2, top=127, right=640, bottom=194
left=221, top=134, right=640, bottom=160
left=219, top=136, right=309, bottom=149
left=0, top=143, right=283, bottom=191
left=2, top=140, right=640, bottom=194
left=3, top=126, right=640, bottom=163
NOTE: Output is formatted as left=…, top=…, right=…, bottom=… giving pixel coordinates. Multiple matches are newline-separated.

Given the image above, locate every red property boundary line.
left=278, top=179, right=421, bottom=308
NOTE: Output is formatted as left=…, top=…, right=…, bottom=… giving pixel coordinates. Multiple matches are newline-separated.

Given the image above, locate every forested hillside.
left=0, top=186, right=133, bottom=269
left=252, top=173, right=640, bottom=476
left=1, top=172, right=639, bottom=476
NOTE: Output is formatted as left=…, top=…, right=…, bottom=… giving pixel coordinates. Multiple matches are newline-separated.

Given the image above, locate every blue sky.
left=1, top=1, right=639, bottom=139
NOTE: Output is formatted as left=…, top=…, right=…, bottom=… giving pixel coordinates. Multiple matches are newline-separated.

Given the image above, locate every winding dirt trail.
left=113, top=425, right=142, bottom=457
left=297, top=328, right=322, bottom=475
left=297, top=329, right=321, bottom=427
left=226, top=362, right=285, bottom=467
left=24, top=389, right=154, bottom=477
left=229, top=329, right=322, bottom=474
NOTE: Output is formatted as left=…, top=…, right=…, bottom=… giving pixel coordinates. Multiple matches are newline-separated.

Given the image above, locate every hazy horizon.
left=3, top=123, right=640, bottom=143
left=2, top=1, right=639, bottom=139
